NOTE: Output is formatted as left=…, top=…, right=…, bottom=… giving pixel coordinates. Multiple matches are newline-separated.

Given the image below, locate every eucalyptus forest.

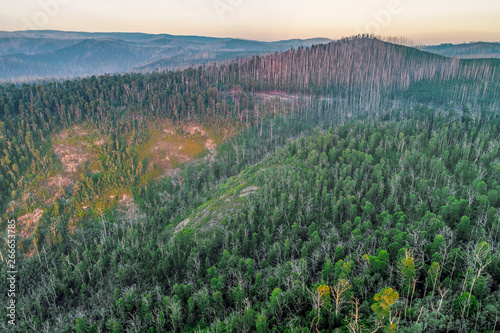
left=1, top=36, right=499, bottom=332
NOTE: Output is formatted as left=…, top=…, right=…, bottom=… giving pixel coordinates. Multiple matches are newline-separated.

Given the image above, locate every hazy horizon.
left=1, top=29, right=499, bottom=47
left=1, top=0, right=499, bottom=44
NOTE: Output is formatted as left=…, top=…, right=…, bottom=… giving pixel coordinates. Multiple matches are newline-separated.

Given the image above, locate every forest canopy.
left=0, top=36, right=499, bottom=332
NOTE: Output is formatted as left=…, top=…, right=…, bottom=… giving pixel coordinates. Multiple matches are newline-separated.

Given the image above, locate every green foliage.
left=454, top=292, right=478, bottom=318
left=456, top=216, right=471, bottom=242
left=3, top=94, right=500, bottom=333
left=256, top=312, right=268, bottom=333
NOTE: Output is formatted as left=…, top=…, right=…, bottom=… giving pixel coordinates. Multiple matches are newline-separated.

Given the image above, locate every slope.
left=420, top=42, right=500, bottom=59
left=2, top=107, right=499, bottom=332
left=0, top=30, right=332, bottom=82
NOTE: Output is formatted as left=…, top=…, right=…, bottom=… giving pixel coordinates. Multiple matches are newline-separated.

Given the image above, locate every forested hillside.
left=0, top=36, right=499, bottom=332
left=2, top=106, right=499, bottom=332
left=1, top=37, right=498, bottom=219
left=216, top=37, right=499, bottom=109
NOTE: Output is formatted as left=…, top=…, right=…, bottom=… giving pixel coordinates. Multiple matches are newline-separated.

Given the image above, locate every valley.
left=0, top=35, right=499, bottom=333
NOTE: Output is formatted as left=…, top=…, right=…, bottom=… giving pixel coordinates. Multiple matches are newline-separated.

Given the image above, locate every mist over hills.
left=420, top=42, right=500, bottom=59
left=0, top=30, right=332, bottom=82
left=1, top=30, right=499, bottom=83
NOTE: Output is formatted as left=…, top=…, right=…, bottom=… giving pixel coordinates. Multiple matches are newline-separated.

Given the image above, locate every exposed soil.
left=42, top=175, right=73, bottom=205
left=17, top=208, right=44, bottom=238
left=47, top=174, right=73, bottom=188
left=54, top=143, right=91, bottom=173
left=141, top=123, right=214, bottom=175
left=186, top=125, right=207, bottom=135
left=204, top=139, right=216, bottom=152
left=239, top=186, right=259, bottom=197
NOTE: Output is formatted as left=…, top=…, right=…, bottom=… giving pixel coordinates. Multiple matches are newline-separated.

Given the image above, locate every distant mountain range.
left=419, top=42, right=500, bottom=59
left=0, top=30, right=498, bottom=82
left=0, top=30, right=332, bottom=82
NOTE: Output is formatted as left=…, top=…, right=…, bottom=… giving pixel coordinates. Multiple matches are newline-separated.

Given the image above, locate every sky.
left=0, top=0, right=499, bottom=44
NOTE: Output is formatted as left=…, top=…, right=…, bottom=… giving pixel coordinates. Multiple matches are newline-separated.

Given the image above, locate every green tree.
left=456, top=216, right=471, bottom=242
left=426, top=262, right=440, bottom=297
left=454, top=292, right=478, bottom=318
left=75, top=318, right=87, bottom=333
left=487, top=189, right=499, bottom=207
left=256, top=312, right=268, bottom=333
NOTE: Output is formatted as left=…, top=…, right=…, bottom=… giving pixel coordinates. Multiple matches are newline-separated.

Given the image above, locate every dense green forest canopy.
left=0, top=36, right=499, bottom=332
left=2, top=106, right=499, bottom=332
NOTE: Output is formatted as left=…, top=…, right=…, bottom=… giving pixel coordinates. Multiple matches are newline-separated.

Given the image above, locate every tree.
left=309, top=284, right=331, bottom=332
left=256, top=312, right=268, bottom=333
left=476, top=181, right=487, bottom=196
left=371, top=287, right=400, bottom=332
left=487, top=189, right=499, bottom=207
left=454, top=292, right=478, bottom=318
left=322, top=258, right=334, bottom=284
left=111, top=320, right=124, bottom=333
left=400, top=249, right=416, bottom=314
left=75, top=318, right=87, bottom=333
left=269, top=288, right=284, bottom=323
left=331, top=279, right=352, bottom=317
left=456, top=216, right=471, bottom=242
left=465, top=241, right=492, bottom=297
left=335, top=245, right=346, bottom=261
left=426, top=262, right=440, bottom=297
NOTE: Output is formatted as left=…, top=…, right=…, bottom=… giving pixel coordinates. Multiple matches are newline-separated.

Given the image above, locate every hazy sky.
left=0, top=0, right=499, bottom=43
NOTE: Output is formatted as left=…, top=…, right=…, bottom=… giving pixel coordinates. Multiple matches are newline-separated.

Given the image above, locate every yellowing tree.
left=371, top=288, right=400, bottom=333
left=400, top=249, right=416, bottom=314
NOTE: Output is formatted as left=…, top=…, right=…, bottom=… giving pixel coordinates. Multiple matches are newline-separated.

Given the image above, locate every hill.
left=2, top=106, right=500, bottom=332
left=219, top=37, right=500, bottom=109
left=0, top=30, right=332, bottom=82
left=420, top=42, right=500, bottom=59
left=0, top=35, right=499, bottom=332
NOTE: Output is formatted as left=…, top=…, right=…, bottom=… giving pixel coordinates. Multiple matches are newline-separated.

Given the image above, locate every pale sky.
left=0, top=0, right=499, bottom=44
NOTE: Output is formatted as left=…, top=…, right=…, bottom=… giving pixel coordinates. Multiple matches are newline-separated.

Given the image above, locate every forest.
left=0, top=36, right=499, bottom=332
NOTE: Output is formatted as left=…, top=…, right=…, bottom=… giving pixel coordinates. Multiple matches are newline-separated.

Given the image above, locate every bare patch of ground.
left=186, top=125, right=207, bottom=136
left=175, top=218, right=190, bottom=233
left=57, top=130, right=69, bottom=140
left=204, top=139, right=216, bottom=152
left=41, top=175, right=73, bottom=205
left=6, top=201, right=19, bottom=214
left=72, top=126, right=88, bottom=136
left=6, top=125, right=102, bottom=218
left=17, top=208, right=44, bottom=238
left=119, top=194, right=133, bottom=204
left=54, top=144, right=91, bottom=173
left=68, top=218, right=78, bottom=234
left=47, top=174, right=73, bottom=188
left=139, top=125, right=210, bottom=178
left=239, top=186, right=259, bottom=197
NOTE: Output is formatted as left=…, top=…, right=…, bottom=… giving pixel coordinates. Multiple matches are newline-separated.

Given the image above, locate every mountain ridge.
left=2, top=30, right=498, bottom=83
left=0, top=30, right=335, bottom=81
